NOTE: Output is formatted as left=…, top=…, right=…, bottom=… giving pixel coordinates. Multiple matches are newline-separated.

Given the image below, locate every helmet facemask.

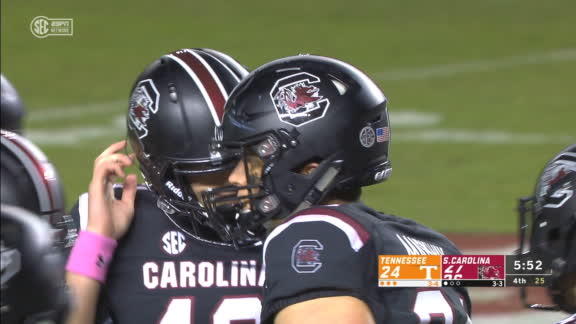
left=203, top=130, right=346, bottom=247
left=517, top=196, right=561, bottom=311
left=129, top=130, right=240, bottom=244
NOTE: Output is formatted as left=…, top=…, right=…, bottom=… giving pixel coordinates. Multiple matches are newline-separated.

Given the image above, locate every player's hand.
left=87, top=140, right=137, bottom=239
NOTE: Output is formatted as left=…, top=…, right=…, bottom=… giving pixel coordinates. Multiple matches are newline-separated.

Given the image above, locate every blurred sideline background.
left=2, top=0, right=575, bottom=322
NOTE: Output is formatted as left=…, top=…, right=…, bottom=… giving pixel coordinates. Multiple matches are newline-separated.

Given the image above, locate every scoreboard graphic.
left=378, top=255, right=551, bottom=288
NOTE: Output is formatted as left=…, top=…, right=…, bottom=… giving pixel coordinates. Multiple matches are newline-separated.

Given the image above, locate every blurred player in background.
left=1, top=75, right=26, bottom=134
left=65, top=48, right=265, bottom=324
left=1, top=205, right=69, bottom=324
left=1, top=130, right=70, bottom=323
left=203, top=55, right=472, bottom=324
left=517, top=144, right=576, bottom=323
left=1, top=130, right=74, bottom=249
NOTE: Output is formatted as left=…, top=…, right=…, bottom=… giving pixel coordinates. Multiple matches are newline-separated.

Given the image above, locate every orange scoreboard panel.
left=378, top=255, right=442, bottom=287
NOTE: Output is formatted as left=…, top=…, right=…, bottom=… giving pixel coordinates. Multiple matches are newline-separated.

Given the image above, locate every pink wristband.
left=66, top=230, right=118, bottom=283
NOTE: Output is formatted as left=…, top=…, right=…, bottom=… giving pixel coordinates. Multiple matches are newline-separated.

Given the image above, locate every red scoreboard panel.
left=442, top=255, right=505, bottom=287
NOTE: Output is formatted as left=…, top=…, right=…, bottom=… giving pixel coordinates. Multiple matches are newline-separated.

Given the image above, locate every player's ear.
left=300, top=162, right=319, bottom=175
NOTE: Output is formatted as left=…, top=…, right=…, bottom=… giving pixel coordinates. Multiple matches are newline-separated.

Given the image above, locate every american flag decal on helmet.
left=376, top=127, right=390, bottom=143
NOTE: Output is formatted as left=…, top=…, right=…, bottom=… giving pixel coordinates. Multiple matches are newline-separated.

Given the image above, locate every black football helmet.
left=517, top=144, right=576, bottom=313
left=1, top=74, right=26, bottom=134
left=1, top=205, right=69, bottom=324
left=203, top=54, right=391, bottom=244
left=1, top=130, right=73, bottom=250
left=126, top=48, right=249, bottom=244
left=1, top=130, right=66, bottom=219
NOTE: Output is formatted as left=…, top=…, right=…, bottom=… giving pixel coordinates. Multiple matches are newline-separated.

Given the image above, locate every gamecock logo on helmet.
left=270, top=72, right=330, bottom=127
left=538, top=160, right=576, bottom=209
left=128, top=79, right=160, bottom=139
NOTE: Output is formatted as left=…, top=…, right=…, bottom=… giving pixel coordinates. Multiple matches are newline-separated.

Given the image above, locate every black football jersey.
left=261, top=202, right=472, bottom=324
left=69, top=187, right=263, bottom=324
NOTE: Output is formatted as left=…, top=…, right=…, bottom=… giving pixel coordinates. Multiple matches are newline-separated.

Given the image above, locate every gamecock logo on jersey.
left=291, top=239, right=324, bottom=273
left=270, top=72, right=330, bottom=127
left=128, top=79, right=160, bottom=139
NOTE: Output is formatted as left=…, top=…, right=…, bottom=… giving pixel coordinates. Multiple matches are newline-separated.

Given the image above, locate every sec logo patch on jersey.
left=161, top=231, right=187, bottom=255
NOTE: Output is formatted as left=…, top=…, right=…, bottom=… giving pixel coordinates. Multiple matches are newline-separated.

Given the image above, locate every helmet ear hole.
left=168, top=84, right=178, bottom=103
left=290, top=157, right=323, bottom=174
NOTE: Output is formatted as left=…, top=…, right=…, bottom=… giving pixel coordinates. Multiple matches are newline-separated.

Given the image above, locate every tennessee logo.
left=270, top=72, right=330, bottom=127
left=128, top=79, right=160, bottom=139
left=291, top=239, right=323, bottom=273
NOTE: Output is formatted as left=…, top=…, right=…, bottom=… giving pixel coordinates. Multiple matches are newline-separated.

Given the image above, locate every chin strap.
left=293, top=165, right=341, bottom=215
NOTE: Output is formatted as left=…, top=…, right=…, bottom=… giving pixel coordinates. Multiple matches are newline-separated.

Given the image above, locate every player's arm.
left=261, top=212, right=376, bottom=324
left=275, top=296, right=375, bottom=324
left=65, top=274, right=102, bottom=324
left=66, top=141, right=137, bottom=324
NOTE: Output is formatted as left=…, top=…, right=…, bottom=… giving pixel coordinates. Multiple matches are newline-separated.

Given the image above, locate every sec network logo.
left=30, top=16, right=73, bottom=38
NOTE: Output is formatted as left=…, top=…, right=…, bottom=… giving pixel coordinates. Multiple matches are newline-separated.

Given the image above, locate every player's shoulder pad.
left=264, top=206, right=371, bottom=253
left=74, top=184, right=149, bottom=230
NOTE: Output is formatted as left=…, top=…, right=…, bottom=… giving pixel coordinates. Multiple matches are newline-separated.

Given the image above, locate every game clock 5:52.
left=506, top=255, right=551, bottom=275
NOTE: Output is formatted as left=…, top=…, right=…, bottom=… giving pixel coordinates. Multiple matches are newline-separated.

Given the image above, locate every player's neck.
left=320, top=197, right=355, bottom=206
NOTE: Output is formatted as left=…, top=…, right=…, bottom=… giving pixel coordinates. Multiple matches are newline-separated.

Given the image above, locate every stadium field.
left=2, top=0, right=575, bottom=235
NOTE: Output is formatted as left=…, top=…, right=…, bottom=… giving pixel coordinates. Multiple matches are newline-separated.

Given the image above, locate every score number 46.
left=443, top=265, right=463, bottom=280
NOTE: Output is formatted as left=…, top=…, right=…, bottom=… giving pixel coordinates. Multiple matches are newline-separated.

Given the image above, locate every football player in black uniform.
left=1, top=130, right=70, bottom=323
left=1, top=75, right=26, bottom=133
left=203, top=55, right=473, bottom=323
left=1, top=129, right=73, bottom=249
left=1, top=205, right=69, bottom=324
left=65, top=49, right=265, bottom=324
left=517, top=144, right=576, bottom=323
left=1, top=130, right=66, bottom=217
